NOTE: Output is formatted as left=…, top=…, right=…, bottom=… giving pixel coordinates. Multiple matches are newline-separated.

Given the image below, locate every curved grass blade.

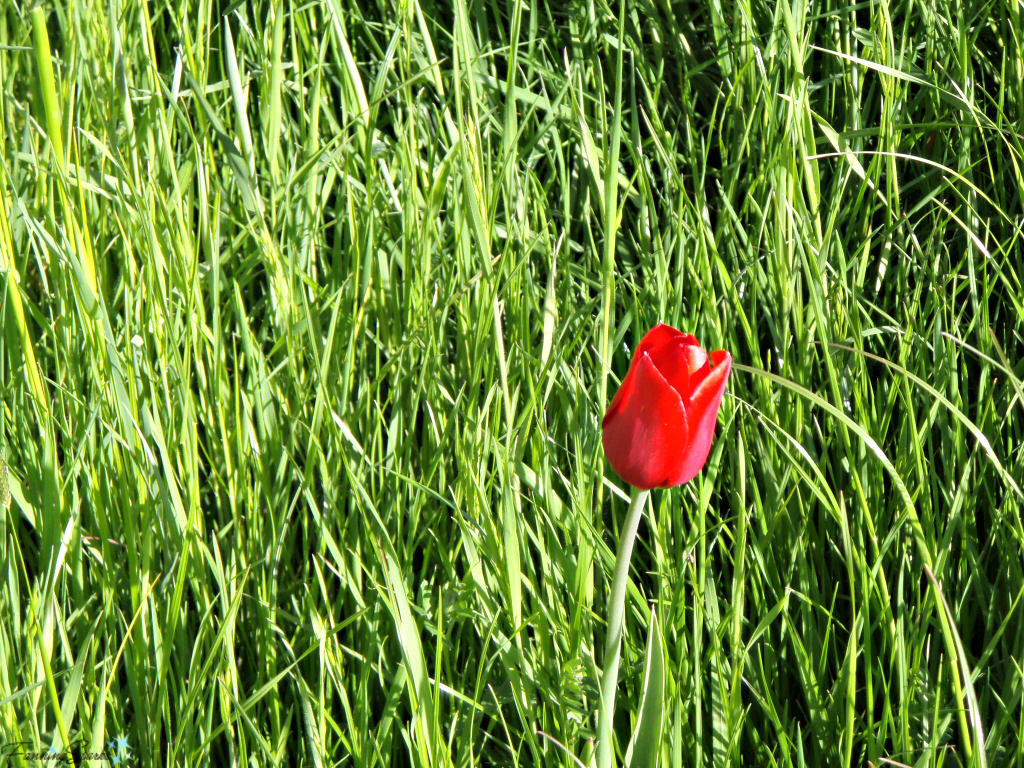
left=0, top=455, right=10, bottom=510
left=733, top=362, right=978, bottom=763
left=625, top=607, right=665, bottom=768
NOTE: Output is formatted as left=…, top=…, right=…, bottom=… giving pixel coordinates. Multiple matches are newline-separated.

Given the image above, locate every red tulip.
left=602, top=324, right=732, bottom=489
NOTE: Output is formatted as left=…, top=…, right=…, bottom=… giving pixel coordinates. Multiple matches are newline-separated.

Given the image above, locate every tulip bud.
left=602, top=324, right=732, bottom=489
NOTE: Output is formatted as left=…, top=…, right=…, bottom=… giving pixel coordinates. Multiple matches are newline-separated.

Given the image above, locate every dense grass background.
left=2, top=0, right=1024, bottom=765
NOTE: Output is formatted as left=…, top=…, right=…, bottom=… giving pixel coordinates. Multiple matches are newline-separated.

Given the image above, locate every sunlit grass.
left=1, top=0, right=1024, bottom=766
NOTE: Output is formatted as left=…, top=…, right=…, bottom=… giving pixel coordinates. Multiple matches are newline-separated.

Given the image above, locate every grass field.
left=2, top=0, right=1024, bottom=765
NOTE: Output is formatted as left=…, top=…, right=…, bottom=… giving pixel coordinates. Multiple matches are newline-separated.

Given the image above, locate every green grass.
left=1, top=0, right=1024, bottom=765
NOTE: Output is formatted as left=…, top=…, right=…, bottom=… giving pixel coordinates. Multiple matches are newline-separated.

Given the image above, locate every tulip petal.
left=602, top=325, right=684, bottom=421
left=666, top=350, right=732, bottom=486
left=637, top=325, right=705, bottom=397
left=635, top=323, right=691, bottom=358
left=606, top=323, right=695, bottom=412
left=680, top=344, right=709, bottom=382
left=602, top=351, right=691, bottom=490
left=648, top=340, right=691, bottom=397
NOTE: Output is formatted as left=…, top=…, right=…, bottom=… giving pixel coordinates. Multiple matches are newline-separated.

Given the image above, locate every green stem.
left=597, top=486, right=650, bottom=768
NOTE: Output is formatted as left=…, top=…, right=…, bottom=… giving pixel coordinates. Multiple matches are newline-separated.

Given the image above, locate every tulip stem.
left=597, top=486, right=650, bottom=768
